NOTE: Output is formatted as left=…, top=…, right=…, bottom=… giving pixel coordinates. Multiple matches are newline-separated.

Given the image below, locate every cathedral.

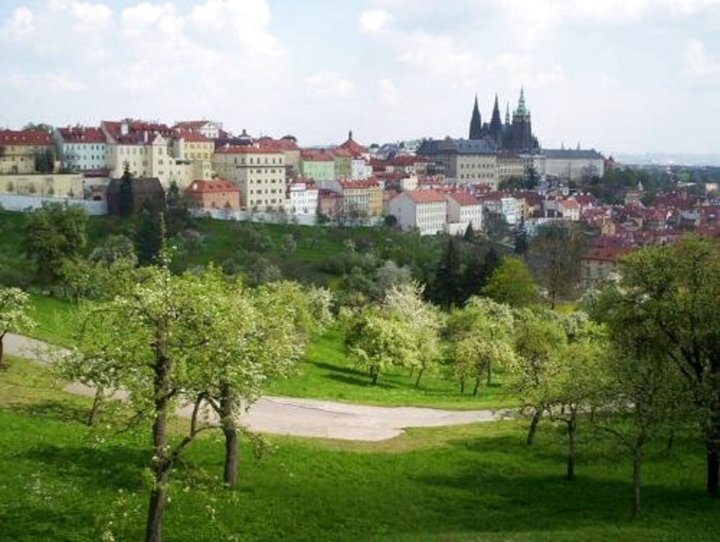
left=469, top=88, right=539, bottom=153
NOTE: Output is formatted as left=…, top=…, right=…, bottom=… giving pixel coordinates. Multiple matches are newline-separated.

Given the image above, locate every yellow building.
left=213, top=146, right=286, bottom=210
left=0, top=130, right=56, bottom=174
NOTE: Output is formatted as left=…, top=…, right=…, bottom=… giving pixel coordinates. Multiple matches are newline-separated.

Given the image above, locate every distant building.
left=106, top=176, right=165, bottom=216
left=173, top=120, right=223, bottom=140
left=0, top=129, right=55, bottom=174
left=468, top=89, right=540, bottom=153
left=185, top=179, right=240, bottom=210
left=299, top=150, right=335, bottom=181
left=54, top=126, right=108, bottom=172
left=387, top=190, right=447, bottom=235
left=416, top=138, right=497, bottom=188
left=212, top=146, right=286, bottom=211
left=286, top=180, right=318, bottom=216
left=543, top=149, right=605, bottom=181
left=445, top=191, right=483, bottom=235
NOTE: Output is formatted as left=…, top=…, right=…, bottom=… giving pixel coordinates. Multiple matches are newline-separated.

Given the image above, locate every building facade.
left=387, top=190, right=447, bottom=235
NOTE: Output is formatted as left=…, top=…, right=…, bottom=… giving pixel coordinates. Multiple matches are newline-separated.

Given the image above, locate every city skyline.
left=1, top=0, right=719, bottom=155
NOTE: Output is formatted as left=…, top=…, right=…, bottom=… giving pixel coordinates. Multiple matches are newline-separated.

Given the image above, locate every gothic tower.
left=469, top=94, right=483, bottom=140
left=488, top=94, right=503, bottom=144
left=510, top=87, right=536, bottom=152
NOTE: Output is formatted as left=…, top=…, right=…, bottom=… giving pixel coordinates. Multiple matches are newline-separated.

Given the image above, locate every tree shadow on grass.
left=325, top=373, right=396, bottom=389
left=9, top=400, right=90, bottom=425
left=312, top=361, right=365, bottom=377
left=23, top=443, right=148, bottom=492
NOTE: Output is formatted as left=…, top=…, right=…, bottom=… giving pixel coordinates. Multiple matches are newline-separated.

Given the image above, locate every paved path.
left=4, top=332, right=509, bottom=441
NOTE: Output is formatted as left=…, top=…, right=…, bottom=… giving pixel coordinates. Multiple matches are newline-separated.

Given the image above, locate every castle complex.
left=469, top=88, right=539, bottom=153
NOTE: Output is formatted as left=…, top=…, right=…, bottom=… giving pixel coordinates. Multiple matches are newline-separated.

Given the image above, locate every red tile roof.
left=215, top=145, right=281, bottom=155
left=403, top=190, right=447, bottom=204
left=447, top=191, right=481, bottom=206
left=338, top=137, right=367, bottom=157
left=301, top=149, right=334, bottom=162
left=186, top=180, right=238, bottom=193
left=174, top=121, right=211, bottom=130
left=0, top=129, right=53, bottom=146
left=174, top=129, right=212, bottom=143
left=102, top=120, right=174, bottom=144
left=339, top=179, right=379, bottom=190
left=257, top=136, right=299, bottom=151
left=59, top=126, right=107, bottom=144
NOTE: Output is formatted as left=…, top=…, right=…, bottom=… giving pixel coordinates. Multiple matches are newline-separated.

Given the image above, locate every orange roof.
left=215, top=145, right=281, bottom=155
left=559, top=198, right=580, bottom=210
left=447, top=191, right=481, bottom=206
left=339, top=179, right=379, bottom=190
left=301, top=149, right=334, bottom=162
left=186, top=180, right=238, bottom=193
left=257, top=136, right=299, bottom=151
left=175, top=129, right=212, bottom=143
left=338, top=137, right=367, bottom=157
left=403, top=190, right=447, bottom=204
left=59, top=126, right=107, bottom=144
left=0, top=129, right=53, bottom=146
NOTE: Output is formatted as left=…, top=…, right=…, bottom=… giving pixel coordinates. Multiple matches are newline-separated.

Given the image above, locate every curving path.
left=3, top=332, right=510, bottom=441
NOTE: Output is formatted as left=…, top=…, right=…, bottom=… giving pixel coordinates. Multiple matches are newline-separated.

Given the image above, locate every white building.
left=351, top=158, right=373, bottom=180
left=54, top=126, right=108, bottom=172
left=500, top=197, right=520, bottom=225
left=445, top=192, right=483, bottom=234
left=542, top=149, right=605, bottom=181
left=387, top=190, right=447, bottom=235
left=286, top=180, right=318, bottom=216
left=558, top=197, right=581, bottom=221
left=173, top=120, right=223, bottom=140
left=213, top=146, right=286, bottom=211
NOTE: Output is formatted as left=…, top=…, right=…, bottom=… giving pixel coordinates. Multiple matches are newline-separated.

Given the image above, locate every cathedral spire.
left=516, top=86, right=529, bottom=116
left=505, top=102, right=511, bottom=125
left=469, top=94, right=483, bottom=140
left=489, top=93, right=502, bottom=142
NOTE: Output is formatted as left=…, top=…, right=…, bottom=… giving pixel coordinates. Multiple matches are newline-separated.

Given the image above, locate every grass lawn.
left=1, top=358, right=719, bottom=541
left=266, top=328, right=515, bottom=410
left=22, top=293, right=81, bottom=348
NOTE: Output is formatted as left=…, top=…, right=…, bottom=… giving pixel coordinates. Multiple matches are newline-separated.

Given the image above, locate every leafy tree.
left=33, top=148, right=55, bottom=174
left=89, top=234, right=138, bottom=266
left=372, top=260, right=413, bottom=300
left=24, top=203, right=88, bottom=284
left=509, top=308, right=566, bottom=445
left=0, top=287, right=34, bottom=369
left=384, top=283, right=442, bottom=388
left=513, top=218, right=528, bottom=256
left=482, top=256, right=538, bottom=307
left=345, top=303, right=417, bottom=385
left=463, top=222, right=476, bottom=242
left=593, top=236, right=720, bottom=497
left=430, top=237, right=464, bottom=309
left=446, top=297, right=515, bottom=394
left=165, top=181, right=192, bottom=236
left=531, top=222, right=585, bottom=308
left=118, top=163, right=134, bottom=218
left=134, top=201, right=165, bottom=265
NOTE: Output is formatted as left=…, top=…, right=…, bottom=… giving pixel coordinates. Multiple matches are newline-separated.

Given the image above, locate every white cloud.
left=359, top=9, right=389, bottom=34
left=377, top=78, right=400, bottom=104
left=304, top=72, right=355, bottom=98
left=686, top=39, right=720, bottom=76
left=5, top=6, right=35, bottom=37
left=46, top=73, right=87, bottom=92
left=397, top=32, right=480, bottom=77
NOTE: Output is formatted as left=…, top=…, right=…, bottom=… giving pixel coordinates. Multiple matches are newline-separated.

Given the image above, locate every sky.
left=1, top=0, right=719, bottom=155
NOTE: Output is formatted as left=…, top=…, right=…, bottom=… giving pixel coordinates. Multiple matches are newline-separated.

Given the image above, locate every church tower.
left=510, top=87, right=536, bottom=152
left=469, top=94, right=483, bottom=140
left=488, top=94, right=503, bottom=144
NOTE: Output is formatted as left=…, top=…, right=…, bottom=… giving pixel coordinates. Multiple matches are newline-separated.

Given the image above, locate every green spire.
left=516, top=87, right=529, bottom=116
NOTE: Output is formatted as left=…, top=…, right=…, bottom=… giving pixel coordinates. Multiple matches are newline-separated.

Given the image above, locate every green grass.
left=21, top=294, right=81, bottom=347
left=1, top=358, right=719, bottom=541
left=267, top=329, right=515, bottom=409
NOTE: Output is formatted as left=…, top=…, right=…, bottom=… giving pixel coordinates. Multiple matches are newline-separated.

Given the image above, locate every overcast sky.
left=1, top=0, right=719, bottom=155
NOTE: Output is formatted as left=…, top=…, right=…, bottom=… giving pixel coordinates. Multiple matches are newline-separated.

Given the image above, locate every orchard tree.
left=383, top=283, right=442, bottom=388
left=0, top=287, right=34, bottom=369
left=509, top=308, right=567, bottom=445
left=446, top=297, right=515, bottom=395
left=592, top=236, right=720, bottom=497
left=531, top=223, right=584, bottom=308
left=482, top=256, right=538, bottom=307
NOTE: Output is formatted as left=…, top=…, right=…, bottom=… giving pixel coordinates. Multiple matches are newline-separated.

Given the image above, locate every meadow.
left=1, top=358, right=718, bottom=541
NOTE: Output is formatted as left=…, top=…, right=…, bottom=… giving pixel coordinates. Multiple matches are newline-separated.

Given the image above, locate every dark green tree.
left=118, top=163, right=134, bottom=218
left=463, top=222, right=476, bottom=242
left=430, top=238, right=464, bottom=309
left=134, top=201, right=165, bottom=265
left=24, top=203, right=88, bottom=283
left=33, top=148, right=55, bottom=174
left=531, top=222, right=585, bottom=308
left=513, top=218, right=528, bottom=255
left=165, top=181, right=192, bottom=236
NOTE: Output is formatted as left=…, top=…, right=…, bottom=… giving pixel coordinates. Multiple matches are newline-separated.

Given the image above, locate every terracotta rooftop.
left=0, top=129, right=53, bottom=146
left=447, top=191, right=481, bottom=206
left=174, top=129, right=212, bottom=143
left=58, top=126, right=107, bottom=144
left=257, top=136, right=299, bottom=151
left=301, top=149, right=334, bottom=162
left=215, top=145, right=282, bottom=155
left=187, top=180, right=238, bottom=193
left=402, top=190, right=447, bottom=204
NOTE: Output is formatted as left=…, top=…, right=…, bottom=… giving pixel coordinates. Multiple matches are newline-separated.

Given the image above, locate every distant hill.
left=616, top=153, right=720, bottom=167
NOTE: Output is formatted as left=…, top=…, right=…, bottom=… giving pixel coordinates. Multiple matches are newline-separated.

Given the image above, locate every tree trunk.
left=409, top=367, right=414, bottom=378
left=0, top=334, right=5, bottom=371
left=415, top=368, right=424, bottom=389
left=665, top=428, right=675, bottom=458
left=566, top=410, right=577, bottom=482
left=707, top=446, right=719, bottom=497
left=460, top=377, right=465, bottom=394
left=472, top=377, right=480, bottom=397
left=371, top=366, right=379, bottom=385
left=486, top=360, right=492, bottom=386
left=526, top=409, right=542, bottom=446
left=220, top=384, right=238, bottom=488
left=631, top=447, right=642, bottom=519
left=88, top=387, right=104, bottom=426
left=145, top=480, right=168, bottom=542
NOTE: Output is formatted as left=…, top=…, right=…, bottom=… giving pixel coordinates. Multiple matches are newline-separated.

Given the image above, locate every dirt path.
left=4, top=332, right=510, bottom=441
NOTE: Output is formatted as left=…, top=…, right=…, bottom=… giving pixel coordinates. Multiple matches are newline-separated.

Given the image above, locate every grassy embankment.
left=0, top=358, right=718, bottom=541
